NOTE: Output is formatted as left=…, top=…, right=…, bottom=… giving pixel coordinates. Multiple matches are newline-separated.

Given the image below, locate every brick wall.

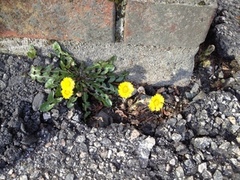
left=0, top=0, right=217, bottom=86
left=0, top=0, right=115, bottom=42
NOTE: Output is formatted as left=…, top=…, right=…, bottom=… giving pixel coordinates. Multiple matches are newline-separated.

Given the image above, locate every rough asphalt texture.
left=0, top=54, right=239, bottom=179
left=0, top=1, right=240, bottom=180
left=211, top=0, right=240, bottom=63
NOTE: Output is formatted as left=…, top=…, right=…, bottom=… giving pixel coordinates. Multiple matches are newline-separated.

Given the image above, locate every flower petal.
left=118, top=81, right=134, bottom=99
left=60, top=77, right=75, bottom=90
left=148, top=94, right=164, bottom=112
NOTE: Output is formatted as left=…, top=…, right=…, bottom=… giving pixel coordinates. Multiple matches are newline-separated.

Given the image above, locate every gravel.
left=0, top=52, right=240, bottom=179
left=211, top=0, right=240, bottom=63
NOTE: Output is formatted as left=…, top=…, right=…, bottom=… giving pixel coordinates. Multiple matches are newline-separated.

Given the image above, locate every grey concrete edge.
left=0, top=37, right=197, bottom=86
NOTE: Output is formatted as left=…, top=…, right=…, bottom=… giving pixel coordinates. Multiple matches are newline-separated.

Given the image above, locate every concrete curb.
left=0, top=38, right=196, bottom=86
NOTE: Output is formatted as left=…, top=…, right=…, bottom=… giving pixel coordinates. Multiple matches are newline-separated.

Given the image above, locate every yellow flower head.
left=60, top=77, right=75, bottom=90
left=118, top=81, right=134, bottom=99
left=148, top=94, right=164, bottom=112
left=61, top=88, right=73, bottom=99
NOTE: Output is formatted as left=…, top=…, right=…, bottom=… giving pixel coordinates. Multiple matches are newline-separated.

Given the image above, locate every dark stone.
left=183, top=159, right=197, bottom=176
left=21, top=134, right=38, bottom=145
left=0, top=61, right=5, bottom=71
left=87, top=108, right=122, bottom=128
left=0, top=159, right=6, bottom=169
left=4, top=146, right=22, bottom=164
left=19, top=101, right=41, bottom=134
left=181, top=105, right=197, bottom=119
left=140, top=123, right=156, bottom=136
left=0, top=131, right=12, bottom=146
left=144, top=85, right=156, bottom=96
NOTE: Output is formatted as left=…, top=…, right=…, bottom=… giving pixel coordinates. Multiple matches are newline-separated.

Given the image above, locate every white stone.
left=198, top=162, right=207, bottom=173
left=169, top=158, right=176, bottom=166
left=228, top=116, right=236, bottom=125
left=172, top=133, right=182, bottom=142
left=176, top=166, right=184, bottom=178
left=19, top=175, right=28, bottom=180
left=130, top=129, right=140, bottom=141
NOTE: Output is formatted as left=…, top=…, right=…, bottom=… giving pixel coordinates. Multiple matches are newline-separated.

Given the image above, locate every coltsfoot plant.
left=117, top=81, right=165, bottom=112
left=29, top=42, right=128, bottom=119
left=199, top=44, right=215, bottom=68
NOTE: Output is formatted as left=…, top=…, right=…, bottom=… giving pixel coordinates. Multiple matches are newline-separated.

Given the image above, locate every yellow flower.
left=61, top=88, right=73, bottom=99
left=148, top=94, right=164, bottom=112
left=118, top=81, right=134, bottom=99
left=60, top=77, right=75, bottom=90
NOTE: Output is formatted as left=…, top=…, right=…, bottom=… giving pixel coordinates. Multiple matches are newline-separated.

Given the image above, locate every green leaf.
left=115, top=76, right=125, bottom=82
left=36, top=76, right=45, bottom=83
left=52, top=42, right=62, bottom=57
left=87, top=62, right=104, bottom=75
left=95, top=66, right=102, bottom=75
left=101, top=94, right=112, bottom=107
left=86, top=63, right=100, bottom=72
left=67, top=95, right=78, bottom=109
left=44, top=78, right=55, bottom=88
left=60, top=59, right=66, bottom=70
left=108, top=76, right=116, bottom=83
left=91, top=87, right=112, bottom=107
left=204, top=45, right=215, bottom=56
left=95, top=78, right=105, bottom=82
left=115, top=71, right=128, bottom=82
left=52, top=42, right=76, bottom=70
left=54, top=97, right=63, bottom=104
left=52, top=70, right=61, bottom=79
left=42, top=65, right=53, bottom=77
left=82, top=92, right=88, bottom=103
left=55, top=86, right=62, bottom=97
left=83, top=111, right=91, bottom=120
left=98, top=82, right=110, bottom=92
left=82, top=92, right=90, bottom=112
left=101, top=64, right=115, bottom=74
left=40, top=102, right=56, bottom=112
left=29, top=66, right=46, bottom=83
left=108, top=63, right=115, bottom=70
left=82, top=101, right=90, bottom=111
left=64, top=55, right=74, bottom=68
left=47, top=91, right=55, bottom=102
left=69, top=96, right=78, bottom=103
left=29, top=65, right=58, bottom=84
left=27, top=45, right=37, bottom=59
left=109, top=84, right=117, bottom=94
left=29, top=66, right=41, bottom=79
left=108, top=56, right=117, bottom=64
left=67, top=101, right=75, bottom=109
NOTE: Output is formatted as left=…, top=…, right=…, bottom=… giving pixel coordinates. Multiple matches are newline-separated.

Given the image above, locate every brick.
left=0, top=0, right=115, bottom=42
left=0, top=0, right=218, bottom=86
left=124, top=0, right=217, bottom=47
